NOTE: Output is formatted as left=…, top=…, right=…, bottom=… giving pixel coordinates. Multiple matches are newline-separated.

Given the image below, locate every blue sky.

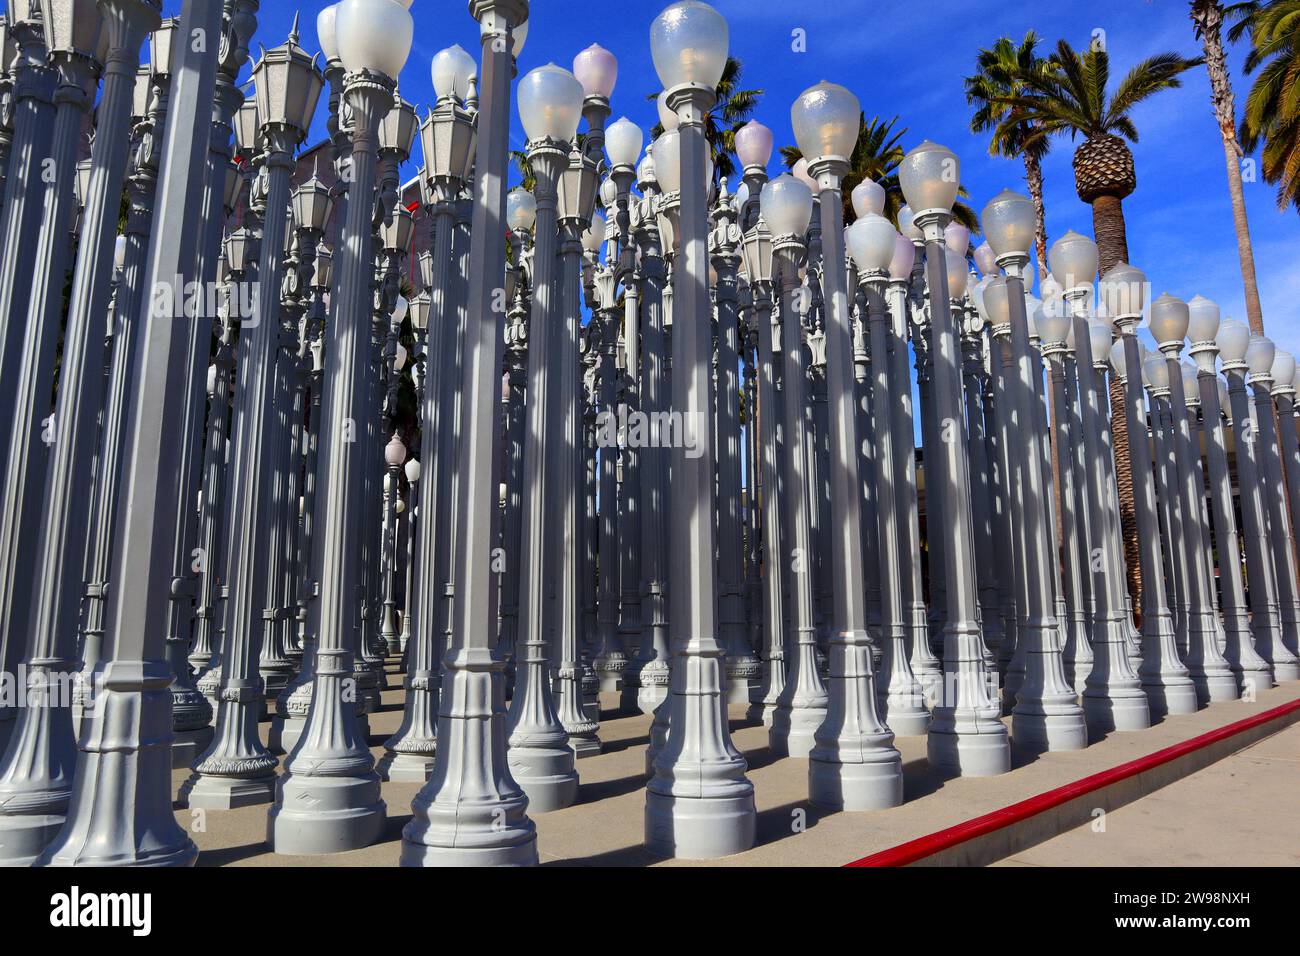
left=174, top=0, right=1298, bottom=358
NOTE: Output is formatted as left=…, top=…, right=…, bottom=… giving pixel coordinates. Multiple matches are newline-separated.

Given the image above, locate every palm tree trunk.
left=1193, top=0, right=1265, bottom=333
left=1091, top=192, right=1142, bottom=618
left=1023, top=152, right=1049, bottom=280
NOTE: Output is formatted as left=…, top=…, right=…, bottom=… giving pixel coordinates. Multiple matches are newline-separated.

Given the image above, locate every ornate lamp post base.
left=644, top=786, right=755, bottom=860
left=635, top=665, right=670, bottom=714
left=377, top=751, right=436, bottom=783
left=180, top=769, right=276, bottom=810
left=927, top=711, right=1012, bottom=779
left=879, top=694, right=931, bottom=737
left=1082, top=685, right=1152, bottom=736
left=809, top=751, right=905, bottom=811
left=506, top=742, right=578, bottom=813
left=171, top=727, right=214, bottom=770
left=268, top=773, right=386, bottom=855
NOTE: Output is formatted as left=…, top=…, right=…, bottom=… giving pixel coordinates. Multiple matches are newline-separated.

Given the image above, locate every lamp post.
left=787, top=81, right=903, bottom=807
left=912, top=167, right=1009, bottom=776
left=402, top=0, right=538, bottom=867
left=1150, top=293, right=1237, bottom=703
left=503, top=62, right=584, bottom=812
left=1100, top=263, right=1198, bottom=716
left=643, top=0, right=756, bottom=858
left=266, top=0, right=411, bottom=855
left=39, top=0, right=224, bottom=868
left=847, top=212, right=929, bottom=736
left=1189, top=307, right=1273, bottom=692
left=185, top=22, right=322, bottom=810
left=1246, top=334, right=1300, bottom=678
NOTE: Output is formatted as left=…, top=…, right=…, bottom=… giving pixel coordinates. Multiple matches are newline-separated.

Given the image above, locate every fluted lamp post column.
left=401, top=0, right=539, bottom=867
left=266, top=0, right=412, bottom=855
left=643, top=0, right=756, bottom=858
left=908, top=153, right=1010, bottom=776
left=1100, top=263, right=1199, bottom=716
left=504, top=62, right=584, bottom=813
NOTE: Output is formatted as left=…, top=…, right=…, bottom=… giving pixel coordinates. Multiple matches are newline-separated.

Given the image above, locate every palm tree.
left=778, top=114, right=980, bottom=231
left=965, top=31, right=1054, bottom=278
left=1227, top=1, right=1300, bottom=217
left=998, top=39, right=1201, bottom=619
left=1189, top=1, right=1268, bottom=333
left=997, top=39, right=1203, bottom=275
left=648, top=56, right=762, bottom=186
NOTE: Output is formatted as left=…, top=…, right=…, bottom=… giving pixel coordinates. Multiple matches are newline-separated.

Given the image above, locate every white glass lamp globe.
left=573, top=43, right=618, bottom=99
left=791, top=80, right=859, bottom=163
left=1109, top=339, right=1128, bottom=379
left=518, top=64, right=585, bottom=144
left=888, top=233, right=915, bottom=281
left=973, top=241, right=997, bottom=276
left=734, top=180, right=749, bottom=211
left=1037, top=306, right=1071, bottom=347
left=656, top=90, right=679, bottom=131
left=1099, top=262, right=1146, bottom=318
left=650, top=1, right=729, bottom=90
left=431, top=44, right=476, bottom=102
left=845, top=213, right=896, bottom=274
left=385, top=436, right=407, bottom=466
left=1142, top=354, right=1170, bottom=390
left=1181, top=362, right=1200, bottom=399
left=1040, top=274, right=1063, bottom=305
left=1026, top=295, right=1044, bottom=339
left=405, top=458, right=421, bottom=483
left=1048, top=229, right=1099, bottom=292
left=1186, top=294, right=1220, bottom=343
left=1270, top=350, right=1297, bottom=387
left=945, top=248, right=968, bottom=299
left=791, top=156, right=820, bottom=195
left=511, top=18, right=529, bottom=57
left=980, top=188, right=1034, bottom=258
left=1088, top=318, right=1114, bottom=366
left=735, top=120, right=773, bottom=170
left=605, top=116, right=643, bottom=169
left=599, top=175, right=618, bottom=209
left=392, top=295, right=408, bottom=324
left=114, top=234, right=126, bottom=271
left=335, top=0, right=414, bottom=79
left=394, top=342, right=408, bottom=371
left=944, top=221, right=970, bottom=255
left=1148, top=293, right=1190, bottom=348
left=897, top=205, right=922, bottom=242
left=1215, top=318, right=1250, bottom=363
left=850, top=178, right=885, bottom=219
left=506, top=189, right=537, bottom=234
left=970, top=276, right=989, bottom=320
left=317, top=3, right=339, bottom=62
left=653, top=130, right=681, bottom=192
left=582, top=213, right=607, bottom=253
left=982, top=275, right=1011, bottom=329
left=899, top=140, right=959, bottom=213
left=1247, top=334, right=1277, bottom=376
left=759, top=173, right=814, bottom=238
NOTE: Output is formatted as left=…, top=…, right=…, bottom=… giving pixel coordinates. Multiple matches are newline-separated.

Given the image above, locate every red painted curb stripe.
left=845, top=697, right=1300, bottom=867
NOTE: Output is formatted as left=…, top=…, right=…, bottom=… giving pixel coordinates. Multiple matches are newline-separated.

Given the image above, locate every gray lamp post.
left=1272, top=352, right=1300, bottom=579
left=401, top=0, right=539, bottom=867
left=911, top=165, right=1009, bottom=776
left=1246, top=333, right=1300, bottom=677
left=185, top=22, right=322, bottom=811
left=644, top=0, right=756, bottom=858
left=1189, top=308, right=1274, bottom=692
left=1099, top=263, right=1199, bottom=715
left=787, top=81, right=903, bottom=808
left=847, top=212, right=929, bottom=736
left=39, top=0, right=224, bottom=868
left=759, top=174, right=828, bottom=755
left=503, top=61, right=584, bottom=812
left=1149, top=293, right=1238, bottom=703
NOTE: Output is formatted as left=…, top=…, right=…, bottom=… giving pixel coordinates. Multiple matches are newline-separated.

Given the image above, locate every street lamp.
left=790, top=79, right=903, bottom=808
left=644, top=0, right=757, bottom=859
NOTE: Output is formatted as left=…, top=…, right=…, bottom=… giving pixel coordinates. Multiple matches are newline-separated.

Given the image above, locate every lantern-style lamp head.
left=292, top=170, right=334, bottom=234
left=606, top=116, right=644, bottom=170
left=1099, top=262, right=1146, bottom=321
left=408, top=291, right=430, bottom=332
left=1048, top=229, right=1099, bottom=293
left=735, top=120, right=773, bottom=172
left=253, top=16, right=325, bottom=140
left=740, top=218, right=774, bottom=285
left=506, top=188, right=537, bottom=235
left=148, top=16, right=178, bottom=79
left=1215, top=318, right=1250, bottom=365
left=888, top=233, right=915, bottom=281
left=431, top=44, right=476, bottom=102
left=1186, top=294, right=1220, bottom=343
left=518, top=63, right=585, bottom=145
left=381, top=203, right=415, bottom=254
left=44, top=0, right=104, bottom=58
left=846, top=213, right=896, bottom=276
left=1148, top=293, right=1190, bottom=350
left=312, top=244, right=333, bottom=290
left=760, top=173, right=813, bottom=239
left=981, top=188, right=1034, bottom=259
left=650, top=1, right=729, bottom=91
left=1246, top=333, right=1275, bottom=378
left=234, top=99, right=260, bottom=159
left=379, top=91, right=419, bottom=159
left=849, top=178, right=885, bottom=219
left=335, top=0, right=414, bottom=78
left=573, top=43, right=618, bottom=100
left=791, top=80, right=860, bottom=166
left=224, top=228, right=251, bottom=274
left=899, top=140, right=959, bottom=214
